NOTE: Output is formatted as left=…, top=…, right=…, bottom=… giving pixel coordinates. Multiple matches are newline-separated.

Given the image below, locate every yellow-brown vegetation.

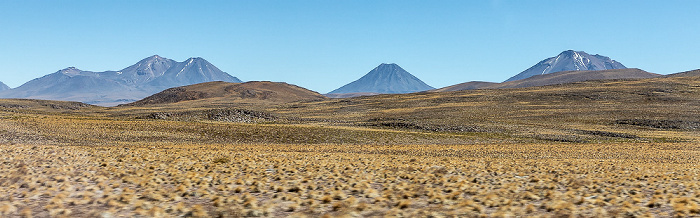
left=0, top=142, right=698, bottom=217
left=0, top=74, right=698, bottom=216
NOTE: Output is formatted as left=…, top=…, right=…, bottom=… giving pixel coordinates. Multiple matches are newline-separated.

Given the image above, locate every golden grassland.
left=1, top=142, right=699, bottom=217
left=0, top=75, right=699, bottom=217
left=102, top=75, right=700, bottom=144
left=268, top=76, right=700, bottom=142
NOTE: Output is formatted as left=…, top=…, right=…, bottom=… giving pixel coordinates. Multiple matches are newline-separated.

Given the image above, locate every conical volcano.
left=329, top=63, right=434, bottom=94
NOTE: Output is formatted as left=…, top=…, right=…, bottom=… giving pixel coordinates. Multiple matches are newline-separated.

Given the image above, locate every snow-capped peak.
left=504, top=50, right=627, bottom=82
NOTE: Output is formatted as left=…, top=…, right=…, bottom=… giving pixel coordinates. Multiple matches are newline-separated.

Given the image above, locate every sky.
left=1, top=0, right=699, bottom=93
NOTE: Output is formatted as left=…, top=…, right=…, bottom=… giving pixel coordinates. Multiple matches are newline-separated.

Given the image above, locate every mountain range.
left=327, top=63, right=434, bottom=96
left=0, top=81, right=9, bottom=91
left=1, top=50, right=686, bottom=105
left=505, top=50, right=626, bottom=82
left=0, top=55, right=241, bottom=106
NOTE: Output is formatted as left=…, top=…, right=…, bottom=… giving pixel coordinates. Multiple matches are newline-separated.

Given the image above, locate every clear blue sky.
left=1, top=1, right=699, bottom=93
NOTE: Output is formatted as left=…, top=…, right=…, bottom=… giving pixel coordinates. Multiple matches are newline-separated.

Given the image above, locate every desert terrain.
left=1, top=73, right=699, bottom=217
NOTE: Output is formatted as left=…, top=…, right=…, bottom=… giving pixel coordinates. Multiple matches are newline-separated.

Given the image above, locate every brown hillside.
left=491, top=68, right=660, bottom=89
left=434, top=68, right=659, bottom=92
left=123, top=81, right=326, bottom=106
left=0, top=98, right=96, bottom=112
left=272, top=74, right=700, bottom=143
left=325, top=92, right=381, bottom=98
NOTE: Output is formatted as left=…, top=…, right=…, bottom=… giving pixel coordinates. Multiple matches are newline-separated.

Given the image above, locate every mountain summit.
left=117, top=55, right=177, bottom=84
left=146, top=57, right=240, bottom=90
left=505, top=50, right=626, bottom=82
left=0, top=56, right=242, bottom=106
left=328, top=63, right=434, bottom=94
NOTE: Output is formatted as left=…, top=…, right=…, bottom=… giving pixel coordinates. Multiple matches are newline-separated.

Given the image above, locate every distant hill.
left=0, top=81, right=9, bottom=91
left=124, top=81, right=327, bottom=106
left=328, top=63, right=434, bottom=94
left=0, top=55, right=241, bottom=106
left=434, top=68, right=659, bottom=92
left=0, top=98, right=95, bottom=111
left=325, top=92, right=382, bottom=98
left=505, top=50, right=626, bottom=82
left=665, top=69, right=700, bottom=78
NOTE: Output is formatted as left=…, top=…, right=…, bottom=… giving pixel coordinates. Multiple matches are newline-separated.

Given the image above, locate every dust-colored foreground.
left=1, top=143, right=699, bottom=217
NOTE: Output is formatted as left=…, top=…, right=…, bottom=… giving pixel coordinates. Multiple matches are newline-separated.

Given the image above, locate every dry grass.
left=0, top=143, right=698, bottom=217
left=270, top=75, right=700, bottom=143
left=0, top=75, right=699, bottom=217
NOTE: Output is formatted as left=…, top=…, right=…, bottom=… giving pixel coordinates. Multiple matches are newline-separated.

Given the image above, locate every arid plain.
left=1, top=72, right=699, bottom=217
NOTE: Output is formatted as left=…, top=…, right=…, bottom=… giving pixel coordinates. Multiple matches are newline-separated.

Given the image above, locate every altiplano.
left=1, top=71, right=699, bottom=217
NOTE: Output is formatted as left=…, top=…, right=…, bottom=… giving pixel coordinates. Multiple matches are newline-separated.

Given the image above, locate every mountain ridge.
left=0, top=81, right=9, bottom=91
left=0, top=56, right=241, bottom=106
